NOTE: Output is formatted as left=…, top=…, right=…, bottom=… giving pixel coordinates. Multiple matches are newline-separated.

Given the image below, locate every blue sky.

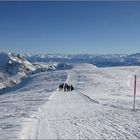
left=0, top=1, right=140, bottom=54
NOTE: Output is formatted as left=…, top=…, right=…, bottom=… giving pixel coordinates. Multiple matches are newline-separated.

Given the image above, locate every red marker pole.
left=133, top=75, right=137, bottom=111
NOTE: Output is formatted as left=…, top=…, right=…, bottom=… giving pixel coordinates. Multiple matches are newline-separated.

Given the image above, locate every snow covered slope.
left=1, top=61, right=140, bottom=139
left=18, top=63, right=140, bottom=139
left=0, top=70, right=67, bottom=139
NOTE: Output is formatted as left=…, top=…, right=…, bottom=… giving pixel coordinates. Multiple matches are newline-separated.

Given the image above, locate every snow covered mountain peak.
left=0, top=52, right=36, bottom=75
left=0, top=52, right=36, bottom=90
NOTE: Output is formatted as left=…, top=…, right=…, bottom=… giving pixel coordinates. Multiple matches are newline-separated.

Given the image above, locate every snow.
left=26, top=53, right=140, bottom=67
left=1, top=63, right=140, bottom=139
left=0, top=70, right=67, bottom=139
left=0, top=53, right=37, bottom=91
left=0, top=53, right=59, bottom=92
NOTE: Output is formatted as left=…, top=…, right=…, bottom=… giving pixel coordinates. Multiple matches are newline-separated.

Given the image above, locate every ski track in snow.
left=1, top=63, right=140, bottom=139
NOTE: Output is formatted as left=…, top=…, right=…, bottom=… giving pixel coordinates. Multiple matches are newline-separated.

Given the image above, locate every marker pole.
left=133, top=75, right=137, bottom=111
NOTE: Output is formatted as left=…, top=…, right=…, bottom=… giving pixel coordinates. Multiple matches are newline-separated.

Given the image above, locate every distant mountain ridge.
left=25, top=53, right=140, bottom=67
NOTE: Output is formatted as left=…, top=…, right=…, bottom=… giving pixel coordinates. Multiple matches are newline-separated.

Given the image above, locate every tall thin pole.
left=133, top=75, right=137, bottom=111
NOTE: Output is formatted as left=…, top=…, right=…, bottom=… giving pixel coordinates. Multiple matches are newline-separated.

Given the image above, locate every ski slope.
left=0, top=70, right=67, bottom=139
left=0, top=63, right=140, bottom=139
left=19, top=64, right=140, bottom=139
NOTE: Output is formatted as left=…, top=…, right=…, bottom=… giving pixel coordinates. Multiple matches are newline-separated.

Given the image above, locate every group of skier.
left=59, top=83, right=74, bottom=92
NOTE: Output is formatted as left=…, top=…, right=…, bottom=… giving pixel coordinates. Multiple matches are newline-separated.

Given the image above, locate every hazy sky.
left=0, top=1, right=140, bottom=54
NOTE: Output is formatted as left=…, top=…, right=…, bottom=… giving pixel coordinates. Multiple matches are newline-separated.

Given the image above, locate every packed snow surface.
left=0, top=63, right=140, bottom=139
left=0, top=70, right=67, bottom=139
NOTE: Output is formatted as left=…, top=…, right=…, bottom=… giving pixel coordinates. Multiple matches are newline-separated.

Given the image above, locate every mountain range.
left=26, top=53, right=140, bottom=67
